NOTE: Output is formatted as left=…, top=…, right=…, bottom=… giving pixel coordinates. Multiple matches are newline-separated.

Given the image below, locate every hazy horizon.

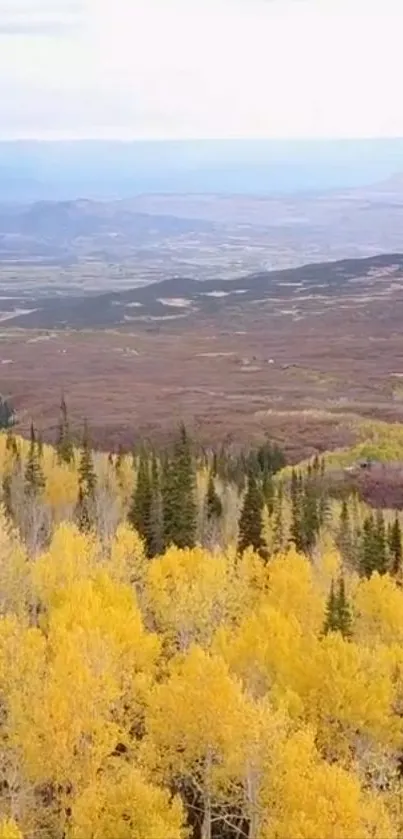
left=1, top=137, right=403, bottom=202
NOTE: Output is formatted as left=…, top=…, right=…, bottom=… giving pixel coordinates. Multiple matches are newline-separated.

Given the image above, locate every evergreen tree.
left=1, top=472, right=12, bottom=520
left=273, top=484, right=284, bottom=553
left=5, top=429, right=18, bottom=460
left=161, top=454, right=178, bottom=549
left=301, top=480, right=320, bottom=554
left=56, top=395, right=74, bottom=465
left=162, top=425, right=197, bottom=550
left=0, top=396, right=15, bottom=429
left=128, top=453, right=153, bottom=556
left=389, top=516, right=402, bottom=576
left=312, top=454, right=320, bottom=475
left=290, top=470, right=304, bottom=552
left=75, top=485, right=92, bottom=533
left=323, top=577, right=352, bottom=638
left=374, top=509, right=387, bottom=575
left=337, top=499, right=354, bottom=565
left=149, top=454, right=164, bottom=557
left=115, top=444, right=125, bottom=479
left=211, top=451, right=218, bottom=477
left=76, top=421, right=96, bottom=532
left=78, top=421, right=97, bottom=500
left=238, top=468, right=266, bottom=558
left=3, top=431, right=20, bottom=521
left=359, top=513, right=387, bottom=578
left=262, top=469, right=275, bottom=514
left=205, top=471, right=222, bottom=522
left=323, top=579, right=338, bottom=635
left=24, top=422, right=45, bottom=498
left=336, top=576, right=353, bottom=638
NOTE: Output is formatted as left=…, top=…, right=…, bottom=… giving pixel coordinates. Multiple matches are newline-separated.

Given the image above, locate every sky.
left=0, top=0, right=402, bottom=140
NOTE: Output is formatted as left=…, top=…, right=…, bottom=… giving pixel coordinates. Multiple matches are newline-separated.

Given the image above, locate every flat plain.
left=1, top=184, right=403, bottom=460
left=0, top=252, right=402, bottom=460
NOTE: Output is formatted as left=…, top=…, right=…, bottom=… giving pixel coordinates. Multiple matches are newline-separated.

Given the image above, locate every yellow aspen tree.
left=144, top=546, right=233, bottom=650
left=106, top=522, right=147, bottom=590
left=145, top=645, right=246, bottom=839
left=69, top=762, right=186, bottom=839
left=259, top=727, right=396, bottom=839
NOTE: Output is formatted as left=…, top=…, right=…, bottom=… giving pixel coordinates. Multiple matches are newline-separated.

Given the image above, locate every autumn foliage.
left=0, top=422, right=402, bottom=838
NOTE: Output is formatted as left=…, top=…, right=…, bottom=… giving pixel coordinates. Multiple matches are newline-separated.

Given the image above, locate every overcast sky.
left=0, top=0, right=401, bottom=140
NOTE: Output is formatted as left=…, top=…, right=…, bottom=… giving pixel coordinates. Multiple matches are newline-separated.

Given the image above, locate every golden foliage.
left=0, top=432, right=403, bottom=837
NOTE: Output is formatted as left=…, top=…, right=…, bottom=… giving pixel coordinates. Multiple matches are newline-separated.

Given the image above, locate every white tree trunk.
left=202, top=749, right=213, bottom=839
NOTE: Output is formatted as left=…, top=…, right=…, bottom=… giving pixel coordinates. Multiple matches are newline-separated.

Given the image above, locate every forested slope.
left=0, top=408, right=402, bottom=838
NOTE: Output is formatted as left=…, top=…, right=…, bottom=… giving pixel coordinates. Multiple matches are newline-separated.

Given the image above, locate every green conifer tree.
left=312, top=454, right=320, bottom=475
left=301, top=481, right=320, bottom=554
left=336, top=575, right=353, bottom=638
left=374, top=509, right=387, bottom=575
left=290, top=470, right=304, bottom=552
left=389, top=516, right=402, bottom=576
left=24, top=422, right=45, bottom=498
left=75, top=485, right=92, bottom=533
left=323, top=577, right=352, bottom=638
left=56, top=395, right=74, bottom=465
left=323, top=579, right=338, bottom=635
left=162, top=425, right=197, bottom=550
left=76, top=421, right=96, bottom=532
left=5, top=429, right=18, bottom=460
left=78, top=421, right=97, bottom=499
left=273, top=484, right=284, bottom=553
left=262, top=469, right=275, bottom=514
left=149, top=454, right=164, bottom=557
left=337, top=499, right=354, bottom=565
left=161, top=454, right=177, bottom=550
left=128, top=453, right=153, bottom=556
left=1, top=473, right=12, bottom=520
left=115, top=444, right=125, bottom=479
left=360, top=514, right=375, bottom=578
left=205, top=471, right=223, bottom=522
left=238, top=468, right=266, bottom=558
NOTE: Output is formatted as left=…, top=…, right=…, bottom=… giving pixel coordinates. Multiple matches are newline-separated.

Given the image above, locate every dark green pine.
left=290, top=470, right=304, bottom=553
left=238, top=468, right=266, bottom=559
left=24, top=422, right=46, bottom=498
left=389, top=516, right=402, bottom=576
left=205, top=470, right=223, bottom=521
left=75, top=485, right=92, bottom=533
left=56, top=395, right=74, bottom=465
left=323, top=579, right=339, bottom=635
left=149, top=454, right=164, bottom=557
left=162, top=425, right=197, bottom=550
left=336, top=576, right=353, bottom=639
left=301, top=481, right=320, bottom=554
left=78, top=420, right=97, bottom=500
left=360, top=514, right=378, bottom=578
left=128, top=453, right=153, bottom=556
left=374, top=509, right=388, bottom=575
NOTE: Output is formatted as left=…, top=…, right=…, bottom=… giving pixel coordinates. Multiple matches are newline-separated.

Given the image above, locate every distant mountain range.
left=2, top=138, right=403, bottom=201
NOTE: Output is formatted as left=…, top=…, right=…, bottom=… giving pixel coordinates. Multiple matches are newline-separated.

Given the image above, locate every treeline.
left=2, top=399, right=403, bottom=594
left=0, top=397, right=286, bottom=556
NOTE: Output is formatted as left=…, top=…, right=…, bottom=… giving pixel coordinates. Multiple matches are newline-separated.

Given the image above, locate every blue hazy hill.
left=1, top=138, right=403, bottom=201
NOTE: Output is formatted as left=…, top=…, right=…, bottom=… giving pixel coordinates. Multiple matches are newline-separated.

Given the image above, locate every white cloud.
left=0, top=0, right=401, bottom=139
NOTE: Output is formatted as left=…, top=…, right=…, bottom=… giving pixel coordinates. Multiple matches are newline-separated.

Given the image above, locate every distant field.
left=1, top=252, right=403, bottom=460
